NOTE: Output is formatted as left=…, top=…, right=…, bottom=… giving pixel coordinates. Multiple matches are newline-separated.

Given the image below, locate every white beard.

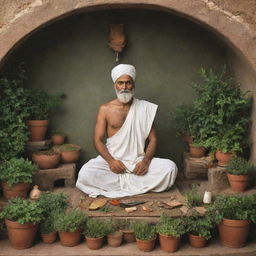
left=115, top=88, right=135, bottom=104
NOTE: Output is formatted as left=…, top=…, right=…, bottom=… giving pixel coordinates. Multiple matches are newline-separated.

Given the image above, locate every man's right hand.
left=108, top=159, right=126, bottom=174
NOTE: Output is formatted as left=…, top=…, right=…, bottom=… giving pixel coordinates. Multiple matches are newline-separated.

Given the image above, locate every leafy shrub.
left=84, top=218, right=110, bottom=238
left=0, top=67, right=30, bottom=160
left=28, top=90, right=61, bottom=120
left=54, top=209, right=86, bottom=232
left=132, top=221, right=156, bottom=240
left=185, top=216, right=214, bottom=240
left=157, top=214, right=187, bottom=237
left=40, top=216, right=55, bottom=234
left=206, top=194, right=256, bottom=223
left=53, top=144, right=80, bottom=152
left=0, top=158, right=38, bottom=187
left=0, top=197, right=44, bottom=224
left=37, top=192, right=68, bottom=219
left=184, top=184, right=202, bottom=207
left=226, top=156, right=253, bottom=175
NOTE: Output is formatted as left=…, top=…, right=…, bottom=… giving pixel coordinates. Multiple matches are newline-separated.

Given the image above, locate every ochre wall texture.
left=0, top=0, right=256, bottom=163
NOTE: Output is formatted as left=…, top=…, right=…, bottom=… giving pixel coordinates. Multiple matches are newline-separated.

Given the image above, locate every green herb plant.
left=184, top=184, right=202, bottom=208
left=84, top=218, right=110, bottom=238
left=0, top=158, right=38, bottom=187
left=132, top=221, right=156, bottom=240
left=226, top=157, right=253, bottom=175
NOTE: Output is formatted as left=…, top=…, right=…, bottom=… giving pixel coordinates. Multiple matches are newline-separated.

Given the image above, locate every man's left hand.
left=133, top=158, right=151, bottom=176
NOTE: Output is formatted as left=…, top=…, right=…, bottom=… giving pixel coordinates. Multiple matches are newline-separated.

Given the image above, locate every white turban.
left=111, top=64, right=136, bottom=83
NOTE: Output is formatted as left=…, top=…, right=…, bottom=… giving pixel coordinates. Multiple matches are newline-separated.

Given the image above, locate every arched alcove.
left=1, top=1, right=255, bottom=165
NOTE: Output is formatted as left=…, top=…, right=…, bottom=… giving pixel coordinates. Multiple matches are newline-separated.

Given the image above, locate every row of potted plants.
left=1, top=192, right=256, bottom=251
left=171, top=66, right=252, bottom=166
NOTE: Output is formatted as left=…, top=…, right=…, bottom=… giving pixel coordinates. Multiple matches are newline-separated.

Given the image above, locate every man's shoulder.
left=136, top=99, right=158, bottom=109
left=99, top=100, right=118, bottom=111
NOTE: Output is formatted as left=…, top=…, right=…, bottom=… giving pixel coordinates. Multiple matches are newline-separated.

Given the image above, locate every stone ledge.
left=208, top=166, right=229, bottom=191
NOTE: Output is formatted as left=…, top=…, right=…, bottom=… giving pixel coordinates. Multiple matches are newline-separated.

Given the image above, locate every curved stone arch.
left=0, top=0, right=256, bottom=73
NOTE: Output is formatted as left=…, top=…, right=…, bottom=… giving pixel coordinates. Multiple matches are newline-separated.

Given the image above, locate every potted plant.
left=132, top=221, right=157, bottom=252
left=0, top=158, right=38, bottom=199
left=84, top=218, right=110, bottom=250
left=0, top=197, right=44, bottom=249
left=206, top=194, right=256, bottom=248
left=32, top=150, right=61, bottom=169
left=185, top=215, right=214, bottom=248
left=37, top=192, right=68, bottom=243
left=226, top=156, right=253, bottom=191
left=106, top=219, right=123, bottom=247
left=54, top=209, right=86, bottom=247
left=40, top=216, right=57, bottom=244
left=53, top=143, right=81, bottom=163
left=51, top=131, right=66, bottom=145
left=157, top=214, right=187, bottom=253
left=184, top=184, right=202, bottom=208
left=117, top=219, right=136, bottom=243
left=27, top=90, right=61, bottom=141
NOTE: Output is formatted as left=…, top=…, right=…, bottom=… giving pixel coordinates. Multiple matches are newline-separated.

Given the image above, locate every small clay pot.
left=53, top=144, right=81, bottom=163
left=136, top=236, right=156, bottom=252
left=189, top=144, right=206, bottom=158
left=86, top=236, right=104, bottom=250
left=159, top=233, right=181, bottom=253
left=1, top=181, right=30, bottom=200
left=182, top=134, right=194, bottom=144
left=27, top=120, right=49, bottom=142
left=188, top=234, right=207, bottom=248
left=107, top=231, right=123, bottom=247
left=227, top=173, right=249, bottom=191
left=218, top=219, right=250, bottom=248
left=216, top=151, right=234, bottom=166
left=41, top=232, right=57, bottom=244
left=121, top=229, right=136, bottom=243
left=51, top=134, right=65, bottom=145
left=32, top=150, right=61, bottom=169
left=58, top=230, right=81, bottom=247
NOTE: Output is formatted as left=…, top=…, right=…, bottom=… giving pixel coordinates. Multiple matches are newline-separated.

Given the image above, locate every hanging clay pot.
left=218, top=218, right=250, bottom=248
left=136, top=236, right=156, bottom=252
left=108, top=24, right=126, bottom=52
left=27, top=120, right=49, bottom=142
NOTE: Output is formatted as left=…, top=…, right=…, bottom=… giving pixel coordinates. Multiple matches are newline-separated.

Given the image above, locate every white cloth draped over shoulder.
left=76, top=98, right=177, bottom=198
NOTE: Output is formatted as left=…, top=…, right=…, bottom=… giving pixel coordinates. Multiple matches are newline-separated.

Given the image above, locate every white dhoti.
left=76, top=98, right=178, bottom=198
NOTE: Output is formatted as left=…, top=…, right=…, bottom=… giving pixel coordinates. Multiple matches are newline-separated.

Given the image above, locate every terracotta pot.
left=27, top=120, right=49, bottom=142
left=159, top=233, right=181, bottom=253
left=227, top=173, right=249, bottom=191
left=107, top=231, right=123, bottom=247
left=1, top=181, right=30, bottom=200
left=5, top=219, right=38, bottom=249
left=121, top=229, right=136, bottom=243
left=51, top=135, right=65, bottom=145
left=216, top=151, right=234, bottom=166
left=188, top=234, right=207, bottom=248
left=136, top=236, right=156, bottom=252
left=86, top=236, right=104, bottom=250
left=58, top=230, right=81, bottom=247
left=54, top=144, right=81, bottom=163
left=189, top=144, right=206, bottom=158
left=182, top=134, right=194, bottom=144
left=218, top=219, right=250, bottom=248
left=41, top=232, right=57, bottom=244
left=32, top=150, right=61, bottom=169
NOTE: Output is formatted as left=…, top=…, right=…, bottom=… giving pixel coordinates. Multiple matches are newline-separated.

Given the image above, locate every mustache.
left=119, top=89, right=132, bottom=94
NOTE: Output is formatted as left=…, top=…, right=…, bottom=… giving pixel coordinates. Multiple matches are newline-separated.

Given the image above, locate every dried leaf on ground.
left=88, top=198, right=108, bottom=210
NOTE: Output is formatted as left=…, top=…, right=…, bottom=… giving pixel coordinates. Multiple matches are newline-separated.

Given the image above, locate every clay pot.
left=5, top=219, right=38, bottom=249
left=227, top=173, right=249, bottom=192
left=51, top=134, right=65, bottom=145
left=107, top=231, right=123, bottom=247
left=86, top=236, right=104, bottom=250
left=216, top=151, right=234, bottom=166
left=54, top=144, right=81, bottom=163
left=136, top=236, right=156, bottom=252
left=182, top=134, right=194, bottom=144
left=27, top=120, right=49, bottom=142
left=159, top=233, right=181, bottom=253
left=188, top=234, right=207, bottom=248
left=108, top=24, right=126, bottom=52
left=58, top=230, right=81, bottom=247
left=189, top=144, right=206, bottom=158
left=121, top=229, right=136, bottom=243
left=1, top=181, right=30, bottom=200
left=29, top=185, right=42, bottom=200
left=32, top=150, right=61, bottom=169
left=41, top=232, right=57, bottom=244
left=218, top=219, right=250, bottom=248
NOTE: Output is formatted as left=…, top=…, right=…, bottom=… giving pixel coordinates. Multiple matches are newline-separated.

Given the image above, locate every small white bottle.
left=203, top=191, right=212, bottom=204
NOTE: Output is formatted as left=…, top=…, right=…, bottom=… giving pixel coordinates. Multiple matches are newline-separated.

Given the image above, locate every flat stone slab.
left=33, top=164, right=76, bottom=191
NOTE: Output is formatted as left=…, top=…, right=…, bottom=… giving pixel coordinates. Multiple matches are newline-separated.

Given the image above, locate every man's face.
left=114, top=75, right=135, bottom=104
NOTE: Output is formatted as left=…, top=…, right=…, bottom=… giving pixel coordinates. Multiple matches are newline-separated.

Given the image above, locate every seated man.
left=76, top=64, right=177, bottom=198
